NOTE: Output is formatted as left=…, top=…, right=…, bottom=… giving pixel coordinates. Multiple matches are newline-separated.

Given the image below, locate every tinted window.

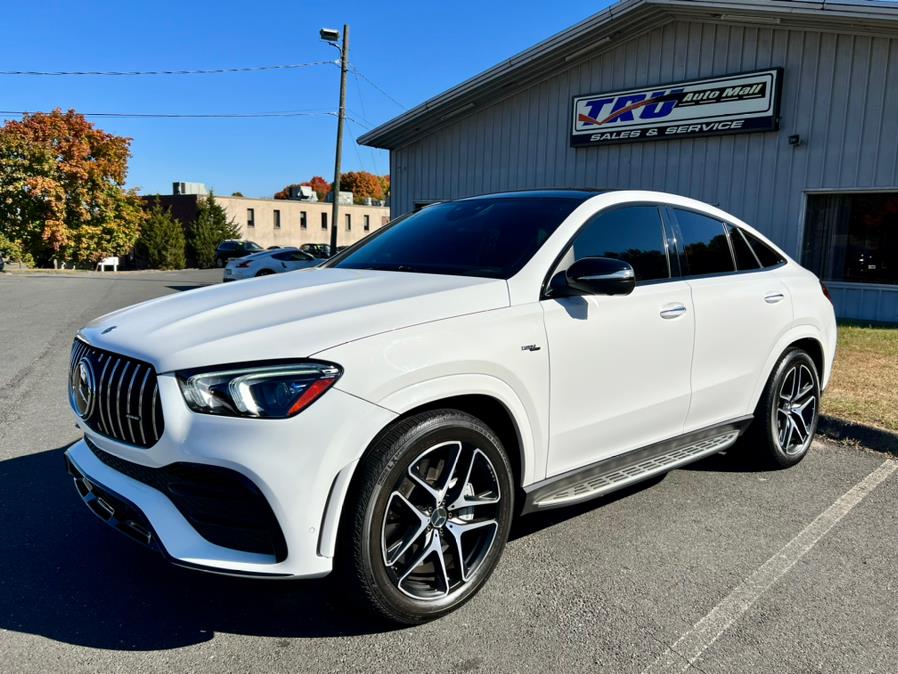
left=242, top=241, right=262, bottom=251
left=674, top=209, right=734, bottom=276
left=727, top=225, right=761, bottom=271
left=331, top=197, right=583, bottom=279
left=743, top=229, right=786, bottom=268
left=218, top=241, right=236, bottom=251
left=563, top=206, right=669, bottom=282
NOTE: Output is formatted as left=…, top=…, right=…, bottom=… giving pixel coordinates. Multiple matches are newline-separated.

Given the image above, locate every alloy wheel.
left=775, top=362, right=818, bottom=455
left=380, top=440, right=501, bottom=600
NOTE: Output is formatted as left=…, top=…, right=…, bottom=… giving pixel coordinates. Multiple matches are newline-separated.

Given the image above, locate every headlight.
left=176, top=361, right=341, bottom=418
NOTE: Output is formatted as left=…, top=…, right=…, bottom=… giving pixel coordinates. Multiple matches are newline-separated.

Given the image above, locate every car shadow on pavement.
left=0, top=446, right=397, bottom=651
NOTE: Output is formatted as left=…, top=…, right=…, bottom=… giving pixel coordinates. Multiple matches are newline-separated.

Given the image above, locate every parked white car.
left=222, top=247, right=319, bottom=282
left=64, top=190, right=836, bottom=624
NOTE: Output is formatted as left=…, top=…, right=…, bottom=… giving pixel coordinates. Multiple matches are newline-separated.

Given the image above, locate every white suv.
left=64, top=190, right=836, bottom=623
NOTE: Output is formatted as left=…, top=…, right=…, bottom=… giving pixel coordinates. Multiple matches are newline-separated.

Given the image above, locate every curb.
left=818, top=415, right=898, bottom=455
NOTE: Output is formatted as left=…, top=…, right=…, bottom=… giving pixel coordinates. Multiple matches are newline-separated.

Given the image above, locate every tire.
left=338, top=409, right=515, bottom=624
left=745, top=348, right=821, bottom=469
left=215, top=257, right=224, bottom=268
left=255, top=269, right=275, bottom=277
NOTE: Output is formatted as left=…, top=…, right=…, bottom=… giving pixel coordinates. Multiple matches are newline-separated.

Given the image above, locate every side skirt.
left=522, top=416, right=753, bottom=514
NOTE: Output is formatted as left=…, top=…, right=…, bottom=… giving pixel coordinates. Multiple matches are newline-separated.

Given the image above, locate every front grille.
left=86, top=438, right=287, bottom=561
left=70, top=339, right=164, bottom=448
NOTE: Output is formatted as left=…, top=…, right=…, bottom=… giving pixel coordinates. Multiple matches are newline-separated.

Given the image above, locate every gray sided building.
left=361, top=0, right=898, bottom=322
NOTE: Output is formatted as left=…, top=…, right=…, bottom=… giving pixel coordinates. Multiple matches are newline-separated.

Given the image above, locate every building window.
left=321, top=212, right=328, bottom=229
left=300, top=211, right=307, bottom=229
left=804, top=192, right=898, bottom=285
left=364, top=214, right=370, bottom=231
left=273, top=209, right=281, bottom=229
left=247, top=208, right=255, bottom=227
left=345, top=213, right=351, bottom=231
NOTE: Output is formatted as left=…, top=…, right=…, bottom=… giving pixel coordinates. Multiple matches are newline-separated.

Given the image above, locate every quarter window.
left=727, top=224, right=761, bottom=271
left=672, top=209, right=734, bottom=276
left=744, top=229, right=786, bottom=268
left=560, top=206, right=669, bottom=282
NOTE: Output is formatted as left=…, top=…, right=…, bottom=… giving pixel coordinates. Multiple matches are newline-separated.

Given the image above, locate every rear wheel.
left=215, top=256, right=224, bottom=268
left=255, top=268, right=275, bottom=277
left=747, top=348, right=820, bottom=468
left=339, top=409, right=514, bottom=624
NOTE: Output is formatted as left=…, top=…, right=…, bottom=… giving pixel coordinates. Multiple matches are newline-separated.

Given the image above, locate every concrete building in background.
left=147, top=185, right=390, bottom=250
left=361, top=0, right=898, bottom=322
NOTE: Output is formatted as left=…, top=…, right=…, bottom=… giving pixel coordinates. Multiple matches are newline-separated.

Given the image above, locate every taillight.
left=236, top=261, right=252, bottom=268
left=820, top=279, right=833, bottom=304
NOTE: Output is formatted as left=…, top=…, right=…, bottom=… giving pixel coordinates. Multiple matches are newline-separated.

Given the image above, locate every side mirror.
left=565, top=257, right=635, bottom=296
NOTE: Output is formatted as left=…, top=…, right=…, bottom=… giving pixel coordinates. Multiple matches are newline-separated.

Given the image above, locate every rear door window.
left=672, top=209, right=735, bottom=276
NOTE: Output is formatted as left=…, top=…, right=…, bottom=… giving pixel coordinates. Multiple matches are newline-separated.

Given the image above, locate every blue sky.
left=0, top=0, right=610, bottom=198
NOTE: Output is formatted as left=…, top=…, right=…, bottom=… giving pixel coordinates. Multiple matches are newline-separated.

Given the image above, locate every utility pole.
left=329, top=24, right=349, bottom=255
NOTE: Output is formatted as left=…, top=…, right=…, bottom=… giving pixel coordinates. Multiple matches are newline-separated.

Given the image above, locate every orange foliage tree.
left=0, top=108, right=143, bottom=266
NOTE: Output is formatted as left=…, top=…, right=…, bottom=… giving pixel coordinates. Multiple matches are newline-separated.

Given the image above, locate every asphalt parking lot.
left=0, top=269, right=895, bottom=673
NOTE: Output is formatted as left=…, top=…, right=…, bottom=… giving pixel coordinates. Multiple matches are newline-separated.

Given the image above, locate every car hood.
left=78, top=268, right=510, bottom=372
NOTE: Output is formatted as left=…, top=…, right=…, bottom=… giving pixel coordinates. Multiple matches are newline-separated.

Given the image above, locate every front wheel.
left=747, top=348, right=821, bottom=468
left=338, top=410, right=514, bottom=624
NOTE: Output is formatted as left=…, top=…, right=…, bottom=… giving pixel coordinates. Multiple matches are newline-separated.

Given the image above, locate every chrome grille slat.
left=105, top=357, right=121, bottom=441
left=124, top=364, right=139, bottom=444
left=136, top=367, right=151, bottom=446
left=151, top=386, right=159, bottom=441
left=96, top=354, right=113, bottom=436
left=115, top=361, right=131, bottom=441
left=68, top=339, right=163, bottom=448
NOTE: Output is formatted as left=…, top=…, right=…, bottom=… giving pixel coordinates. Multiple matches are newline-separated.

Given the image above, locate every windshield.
left=328, top=197, right=582, bottom=279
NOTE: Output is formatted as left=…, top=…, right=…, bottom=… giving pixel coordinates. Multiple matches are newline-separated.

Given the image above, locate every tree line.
left=0, top=109, right=384, bottom=270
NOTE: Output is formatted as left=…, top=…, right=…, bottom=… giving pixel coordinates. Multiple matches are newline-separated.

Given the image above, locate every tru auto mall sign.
left=571, top=68, right=782, bottom=146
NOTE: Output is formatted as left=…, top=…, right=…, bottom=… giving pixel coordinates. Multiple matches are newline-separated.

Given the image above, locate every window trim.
left=540, top=202, right=676, bottom=300
left=664, top=205, right=786, bottom=281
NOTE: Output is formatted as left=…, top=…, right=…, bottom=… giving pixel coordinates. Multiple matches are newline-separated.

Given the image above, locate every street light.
left=321, top=24, right=349, bottom=256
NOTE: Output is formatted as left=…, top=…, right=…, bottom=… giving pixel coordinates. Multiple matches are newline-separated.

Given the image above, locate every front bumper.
left=65, top=380, right=396, bottom=578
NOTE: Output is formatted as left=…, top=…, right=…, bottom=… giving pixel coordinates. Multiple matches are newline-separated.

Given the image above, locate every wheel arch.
left=750, top=326, right=828, bottom=413
left=317, top=379, right=537, bottom=560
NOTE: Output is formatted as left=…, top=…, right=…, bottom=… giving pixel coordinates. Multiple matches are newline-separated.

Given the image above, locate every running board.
left=522, top=417, right=752, bottom=514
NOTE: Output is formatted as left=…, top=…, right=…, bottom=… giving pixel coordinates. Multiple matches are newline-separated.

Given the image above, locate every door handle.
left=764, top=292, right=785, bottom=304
left=660, top=303, right=687, bottom=319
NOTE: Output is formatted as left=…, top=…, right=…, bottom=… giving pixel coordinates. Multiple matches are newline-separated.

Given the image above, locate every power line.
left=0, top=109, right=336, bottom=119
left=0, top=61, right=336, bottom=76
left=349, top=65, right=406, bottom=110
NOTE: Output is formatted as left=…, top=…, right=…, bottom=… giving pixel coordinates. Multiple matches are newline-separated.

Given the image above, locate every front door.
left=541, top=205, right=694, bottom=477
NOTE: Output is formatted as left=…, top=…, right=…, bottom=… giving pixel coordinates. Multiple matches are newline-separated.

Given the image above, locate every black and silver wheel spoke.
left=775, top=363, right=818, bottom=455
left=381, top=440, right=502, bottom=600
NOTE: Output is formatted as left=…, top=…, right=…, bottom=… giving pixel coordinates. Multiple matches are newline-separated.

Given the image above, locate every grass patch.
left=822, top=323, right=898, bottom=433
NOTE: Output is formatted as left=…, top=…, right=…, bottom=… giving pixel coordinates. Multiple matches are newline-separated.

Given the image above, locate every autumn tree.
left=188, top=193, right=240, bottom=268
left=136, top=200, right=186, bottom=270
left=379, top=174, right=391, bottom=202
left=0, top=109, right=143, bottom=267
left=307, top=176, right=331, bottom=201
left=339, top=171, right=385, bottom=203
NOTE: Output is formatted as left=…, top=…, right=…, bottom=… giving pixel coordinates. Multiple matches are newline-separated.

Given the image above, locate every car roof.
left=458, top=189, right=603, bottom=202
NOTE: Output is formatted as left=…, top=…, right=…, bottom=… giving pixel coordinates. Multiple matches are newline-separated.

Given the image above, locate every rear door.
left=668, top=208, right=792, bottom=432
left=541, top=205, right=695, bottom=476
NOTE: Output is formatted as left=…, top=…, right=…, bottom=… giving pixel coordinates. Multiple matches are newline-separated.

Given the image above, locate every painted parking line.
left=643, top=458, right=898, bottom=674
